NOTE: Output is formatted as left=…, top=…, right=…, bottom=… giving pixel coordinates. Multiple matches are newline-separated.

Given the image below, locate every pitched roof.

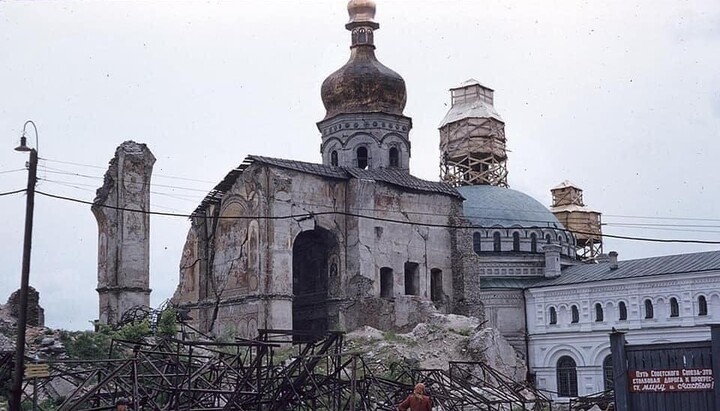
left=533, top=250, right=720, bottom=287
left=192, top=155, right=461, bottom=215
left=344, top=167, right=460, bottom=198
left=249, top=156, right=348, bottom=180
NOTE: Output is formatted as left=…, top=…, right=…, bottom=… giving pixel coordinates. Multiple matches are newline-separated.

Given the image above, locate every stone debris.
left=344, top=312, right=526, bottom=380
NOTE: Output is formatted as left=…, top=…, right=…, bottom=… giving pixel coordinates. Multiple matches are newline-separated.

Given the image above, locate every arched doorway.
left=292, top=228, right=338, bottom=337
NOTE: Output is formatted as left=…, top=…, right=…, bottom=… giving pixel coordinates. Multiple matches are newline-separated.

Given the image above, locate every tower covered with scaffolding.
left=550, top=181, right=603, bottom=260
left=439, top=79, right=507, bottom=187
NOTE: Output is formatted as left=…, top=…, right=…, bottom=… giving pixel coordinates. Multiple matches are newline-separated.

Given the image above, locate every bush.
left=60, top=327, right=114, bottom=360
left=156, top=308, right=177, bottom=338
left=117, top=320, right=151, bottom=342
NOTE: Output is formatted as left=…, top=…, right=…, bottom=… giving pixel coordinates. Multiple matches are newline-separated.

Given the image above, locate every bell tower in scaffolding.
left=550, top=181, right=603, bottom=260
left=439, top=79, right=507, bottom=187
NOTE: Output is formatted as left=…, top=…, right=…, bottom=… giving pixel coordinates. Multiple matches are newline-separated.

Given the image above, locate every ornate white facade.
left=525, top=252, right=720, bottom=399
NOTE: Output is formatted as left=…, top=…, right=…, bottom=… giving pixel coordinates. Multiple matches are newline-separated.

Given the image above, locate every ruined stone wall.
left=262, top=166, right=348, bottom=333
left=7, top=286, right=44, bottom=327
left=173, top=163, right=349, bottom=337
left=342, top=179, right=461, bottom=331
left=93, top=141, right=155, bottom=325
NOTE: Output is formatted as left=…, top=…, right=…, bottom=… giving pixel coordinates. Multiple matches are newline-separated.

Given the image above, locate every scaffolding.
left=439, top=80, right=508, bottom=188
left=550, top=181, right=603, bottom=260
left=6, top=328, right=552, bottom=411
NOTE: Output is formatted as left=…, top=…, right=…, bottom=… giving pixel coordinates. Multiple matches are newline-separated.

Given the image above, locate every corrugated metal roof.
left=192, top=156, right=462, bottom=215
left=458, top=185, right=563, bottom=228
left=534, top=250, right=720, bottom=287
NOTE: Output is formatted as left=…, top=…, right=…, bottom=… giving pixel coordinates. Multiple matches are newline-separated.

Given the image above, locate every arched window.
left=549, top=307, right=557, bottom=325
left=389, top=147, right=399, bottom=167
left=545, top=234, right=552, bottom=243
left=558, top=234, right=563, bottom=245
left=512, top=232, right=520, bottom=251
left=699, top=295, right=708, bottom=316
left=603, top=356, right=614, bottom=391
left=493, top=232, right=501, bottom=252
left=530, top=233, right=537, bottom=253
left=619, top=302, right=628, bottom=321
left=571, top=305, right=579, bottom=323
left=595, top=303, right=604, bottom=322
left=670, top=297, right=679, bottom=318
left=472, top=232, right=482, bottom=254
left=644, top=299, right=654, bottom=319
left=431, top=269, right=442, bottom=302
left=330, top=150, right=338, bottom=166
left=380, top=267, right=393, bottom=298
left=356, top=146, right=368, bottom=169
left=404, top=262, right=419, bottom=296
left=557, top=356, right=578, bottom=397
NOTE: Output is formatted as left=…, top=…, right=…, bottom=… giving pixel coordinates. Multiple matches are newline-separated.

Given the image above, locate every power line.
left=35, top=168, right=613, bottom=225
left=603, top=213, right=720, bottom=223
left=31, top=168, right=720, bottom=232
left=39, top=177, right=203, bottom=202
left=38, top=179, right=195, bottom=214
left=41, top=157, right=217, bottom=183
left=603, top=222, right=720, bottom=229
left=38, top=167, right=211, bottom=193
left=36, top=161, right=720, bottom=226
left=34, top=190, right=720, bottom=245
left=0, top=189, right=26, bottom=197
left=40, top=157, right=106, bottom=170
left=36, top=166, right=704, bottom=226
left=0, top=168, right=27, bottom=175
left=607, top=224, right=720, bottom=235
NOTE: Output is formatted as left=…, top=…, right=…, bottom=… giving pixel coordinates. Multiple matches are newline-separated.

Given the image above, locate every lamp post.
left=10, top=120, right=39, bottom=411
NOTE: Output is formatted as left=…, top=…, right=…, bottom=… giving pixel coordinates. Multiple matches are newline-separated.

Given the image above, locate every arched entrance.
left=292, top=228, right=337, bottom=337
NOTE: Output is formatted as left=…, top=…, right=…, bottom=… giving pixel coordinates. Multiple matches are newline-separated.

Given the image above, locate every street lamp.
left=10, top=120, right=39, bottom=411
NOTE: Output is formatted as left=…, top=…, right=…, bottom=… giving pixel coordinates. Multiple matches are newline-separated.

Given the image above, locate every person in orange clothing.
left=397, top=382, right=432, bottom=411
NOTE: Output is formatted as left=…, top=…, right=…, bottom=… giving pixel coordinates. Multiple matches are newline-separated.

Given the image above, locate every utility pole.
left=10, top=121, right=39, bottom=411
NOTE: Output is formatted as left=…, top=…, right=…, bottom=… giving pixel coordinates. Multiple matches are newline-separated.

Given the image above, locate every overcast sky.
left=1, top=1, right=718, bottom=330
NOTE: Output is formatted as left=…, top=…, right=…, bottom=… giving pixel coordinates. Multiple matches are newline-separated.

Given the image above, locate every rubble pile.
left=344, top=312, right=527, bottom=381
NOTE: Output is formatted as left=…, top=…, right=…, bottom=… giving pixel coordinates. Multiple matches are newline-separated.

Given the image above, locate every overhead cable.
left=0, top=189, right=26, bottom=197
left=35, top=190, right=720, bottom=245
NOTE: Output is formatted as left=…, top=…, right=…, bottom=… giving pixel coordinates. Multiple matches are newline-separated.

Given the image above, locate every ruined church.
left=163, top=0, right=579, bottom=358
left=94, top=0, right=585, bottom=359
left=93, top=0, right=720, bottom=399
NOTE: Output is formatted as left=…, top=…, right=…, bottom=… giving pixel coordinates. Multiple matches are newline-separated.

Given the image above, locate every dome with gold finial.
left=320, top=0, right=407, bottom=120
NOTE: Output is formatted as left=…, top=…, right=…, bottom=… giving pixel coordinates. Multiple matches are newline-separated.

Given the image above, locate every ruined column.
left=92, top=141, right=155, bottom=325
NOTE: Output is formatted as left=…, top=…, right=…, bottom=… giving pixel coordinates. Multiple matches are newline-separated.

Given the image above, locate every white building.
left=525, top=251, right=720, bottom=399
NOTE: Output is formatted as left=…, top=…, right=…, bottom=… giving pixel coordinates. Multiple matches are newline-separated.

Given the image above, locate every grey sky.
left=1, top=1, right=718, bottom=330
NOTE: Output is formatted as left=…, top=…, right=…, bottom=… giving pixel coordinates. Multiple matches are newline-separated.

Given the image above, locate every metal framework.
left=569, top=390, right=615, bottom=411
left=4, top=327, right=552, bottom=411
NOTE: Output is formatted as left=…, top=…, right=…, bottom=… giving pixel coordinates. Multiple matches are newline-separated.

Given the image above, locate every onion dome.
left=320, top=0, right=407, bottom=120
